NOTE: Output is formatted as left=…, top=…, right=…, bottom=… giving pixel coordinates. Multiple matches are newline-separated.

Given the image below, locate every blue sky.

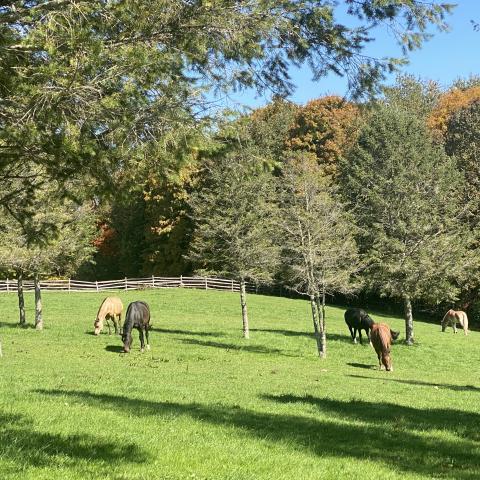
left=221, top=1, right=480, bottom=110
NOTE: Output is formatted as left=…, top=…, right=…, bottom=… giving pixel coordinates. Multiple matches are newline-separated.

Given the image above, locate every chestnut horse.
left=94, top=297, right=123, bottom=335
left=370, top=323, right=400, bottom=371
left=122, top=301, right=151, bottom=353
left=441, top=309, right=469, bottom=335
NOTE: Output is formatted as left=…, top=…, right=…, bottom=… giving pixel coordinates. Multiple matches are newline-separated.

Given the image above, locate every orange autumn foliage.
left=285, top=96, right=360, bottom=176
left=427, top=86, right=480, bottom=137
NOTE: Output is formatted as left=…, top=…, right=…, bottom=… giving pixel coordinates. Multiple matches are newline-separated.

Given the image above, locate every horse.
left=94, top=297, right=123, bottom=336
left=344, top=308, right=375, bottom=344
left=122, top=301, right=151, bottom=353
left=370, top=323, right=400, bottom=371
left=441, top=309, right=469, bottom=335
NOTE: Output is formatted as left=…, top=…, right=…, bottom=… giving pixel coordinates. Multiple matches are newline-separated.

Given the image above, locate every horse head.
left=93, top=318, right=103, bottom=335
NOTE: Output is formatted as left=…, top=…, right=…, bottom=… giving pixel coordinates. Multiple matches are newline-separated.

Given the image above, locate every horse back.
left=98, top=296, right=123, bottom=318
left=126, top=301, right=150, bottom=328
left=371, top=323, right=392, bottom=354
left=344, top=308, right=373, bottom=330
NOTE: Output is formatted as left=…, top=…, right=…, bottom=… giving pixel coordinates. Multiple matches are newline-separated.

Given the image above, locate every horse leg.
left=348, top=325, right=355, bottom=342
left=367, top=328, right=372, bottom=346
left=145, top=325, right=150, bottom=350
left=352, top=328, right=358, bottom=344
left=118, top=313, right=122, bottom=335
left=358, top=330, right=363, bottom=345
left=377, top=353, right=383, bottom=370
left=139, top=328, right=145, bottom=352
left=106, top=317, right=112, bottom=335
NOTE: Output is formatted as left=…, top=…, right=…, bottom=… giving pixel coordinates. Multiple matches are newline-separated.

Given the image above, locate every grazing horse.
left=94, top=297, right=123, bottom=336
left=344, top=308, right=375, bottom=344
left=122, top=301, right=151, bottom=353
left=441, top=309, right=469, bottom=335
left=370, top=323, right=400, bottom=371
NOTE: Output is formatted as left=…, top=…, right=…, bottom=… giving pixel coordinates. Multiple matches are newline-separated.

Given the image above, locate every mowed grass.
left=0, top=289, right=479, bottom=480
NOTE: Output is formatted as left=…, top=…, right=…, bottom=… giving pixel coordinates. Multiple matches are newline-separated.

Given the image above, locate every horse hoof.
left=146, top=345, right=151, bottom=351
left=140, top=348, right=144, bottom=353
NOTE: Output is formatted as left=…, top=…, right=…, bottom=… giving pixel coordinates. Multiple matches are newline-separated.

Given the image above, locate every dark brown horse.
left=122, top=301, right=151, bottom=353
left=344, top=308, right=375, bottom=344
left=370, top=323, right=400, bottom=371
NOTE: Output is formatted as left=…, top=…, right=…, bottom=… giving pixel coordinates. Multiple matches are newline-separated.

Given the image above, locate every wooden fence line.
left=0, top=276, right=256, bottom=294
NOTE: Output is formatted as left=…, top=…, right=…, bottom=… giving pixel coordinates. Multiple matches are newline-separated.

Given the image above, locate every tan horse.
left=94, top=297, right=123, bottom=335
left=441, top=309, right=469, bottom=335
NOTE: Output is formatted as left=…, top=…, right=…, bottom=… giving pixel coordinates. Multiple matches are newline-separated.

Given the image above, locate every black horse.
left=344, top=308, right=375, bottom=345
left=122, top=301, right=151, bottom=353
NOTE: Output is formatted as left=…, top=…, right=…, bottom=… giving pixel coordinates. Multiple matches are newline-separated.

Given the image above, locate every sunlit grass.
left=0, top=288, right=479, bottom=479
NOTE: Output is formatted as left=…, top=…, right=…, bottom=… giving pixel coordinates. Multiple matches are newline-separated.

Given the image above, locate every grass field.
left=0, top=288, right=479, bottom=480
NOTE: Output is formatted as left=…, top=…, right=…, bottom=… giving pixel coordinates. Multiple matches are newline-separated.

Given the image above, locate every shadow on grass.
left=346, top=362, right=376, bottom=370
left=347, top=374, right=480, bottom=392
left=178, top=338, right=295, bottom=356
left=152, top=327, right=225, bottom=337
left=249, top=328, right=353, bottom=344
left=105, top=345, right=125, bottom=353
left=0, top=322, right=35, bottom=329
left=264, top=393, right=480, bottom=442
left=35, top=389, right=479, bottom=479
left=0, top=411, right=149, bottom=468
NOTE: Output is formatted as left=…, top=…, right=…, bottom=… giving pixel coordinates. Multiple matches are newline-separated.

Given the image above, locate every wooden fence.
left=0, top=276, right=257, bottom=294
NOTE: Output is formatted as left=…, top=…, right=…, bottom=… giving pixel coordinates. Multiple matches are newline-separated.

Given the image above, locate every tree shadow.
left=0, top=322, right=35, bottom=329
left=249, top=328, right=353, bottom=344
left=178, top=338, right=295, bottom=356
left=347, top=374, right=480, bottom=392
left=151, top=327, right=225, bottom=337
left=263, top=393, right=480, bottom=442
left=0, top=411, right=149, bottom=469
left=35, top=389, right=479, bottom=479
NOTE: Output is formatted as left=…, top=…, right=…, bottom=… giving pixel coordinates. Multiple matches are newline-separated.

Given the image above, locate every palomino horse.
left=94, top=297, right=123, bottom=335
left=122, top=301, right=151, bottom=353
left=441, top=309, right=469, bottom=335
left=370, top=323, right=400, bottom=371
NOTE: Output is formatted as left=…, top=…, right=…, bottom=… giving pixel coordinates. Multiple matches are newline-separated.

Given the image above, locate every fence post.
left=205, top=277, right=208, bottom=290
left=96, top=280, right=99, bottom=292
left=152, top=275, right=155, bottom=288
left=68, top=278, right=71, bottom=293
left=125, top=277, right=128, bottom=291
left=231, top=279, right=234, bottom=292
left=180, top=275, right=183, bottom=287
left=6, top=278, right=9, bottom=293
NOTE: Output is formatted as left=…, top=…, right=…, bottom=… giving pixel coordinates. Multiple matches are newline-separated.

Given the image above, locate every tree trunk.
left=17, top=270, right=26, bottom=327
left=34, top=272, right=43, bottom=330
left=404, top=295, right=414, bottom=345
left=315, top=292, right=327, bottom=359
left=310, top=295, right=323, bottom=357
left=240, top=279, right=249, bottom=339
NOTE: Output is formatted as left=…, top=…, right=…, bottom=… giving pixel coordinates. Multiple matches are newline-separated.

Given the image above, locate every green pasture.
left=0, top=288, right=479, bottom=480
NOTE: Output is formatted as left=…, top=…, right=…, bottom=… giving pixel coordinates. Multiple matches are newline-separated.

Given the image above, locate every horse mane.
left=96, top=297, right=110, bottom=321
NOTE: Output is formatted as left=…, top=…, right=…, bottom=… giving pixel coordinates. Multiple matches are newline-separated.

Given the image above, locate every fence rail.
left=0, top=276, right=257, bottom=294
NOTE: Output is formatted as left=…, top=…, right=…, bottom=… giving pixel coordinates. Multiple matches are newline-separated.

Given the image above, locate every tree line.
left=4, top=1, right=477, bottom=350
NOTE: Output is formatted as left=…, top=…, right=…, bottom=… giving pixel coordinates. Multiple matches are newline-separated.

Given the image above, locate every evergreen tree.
left=341, top=105, right=472, bottom=344
left=188, top=148, right=280, bottom=338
